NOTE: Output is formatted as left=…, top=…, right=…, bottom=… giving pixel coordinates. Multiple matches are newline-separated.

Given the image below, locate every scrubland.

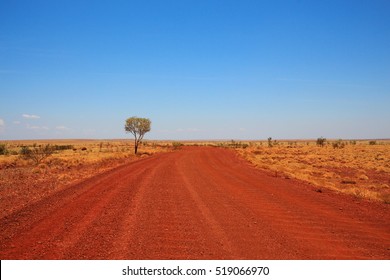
left=1, top=139, right=389, bottom=220
left=234, top=140, right=390, bottom=203
left=0, top=140, right=170, bottom=218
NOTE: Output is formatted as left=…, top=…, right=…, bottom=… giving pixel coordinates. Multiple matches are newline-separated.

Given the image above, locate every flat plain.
left=236, top=140, right=390, bottom=203
left=0, top=139, right=389, bottom=259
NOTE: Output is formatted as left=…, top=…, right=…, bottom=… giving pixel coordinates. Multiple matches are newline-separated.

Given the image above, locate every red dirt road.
left=1, top=147, right=389, bottom=259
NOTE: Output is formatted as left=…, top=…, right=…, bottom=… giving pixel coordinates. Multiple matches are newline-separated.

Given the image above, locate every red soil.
left=0, top=147, right=389, bottom=259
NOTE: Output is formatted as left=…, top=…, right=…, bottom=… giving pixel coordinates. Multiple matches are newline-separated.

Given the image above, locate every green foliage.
left=316, top=137, right=326, bottom=147
left=369, top=140, right=377, bottom=145
left=19, top=146, right=30, bottom=156
left=0, top=143, right=8, bottom=155
left=53, top=145, right=74, bottom=151
left=19, top=144, right=55, bottom=165
left=172, top=142, right=184, bottom=149
left=125, top=116, right=151, bottom=154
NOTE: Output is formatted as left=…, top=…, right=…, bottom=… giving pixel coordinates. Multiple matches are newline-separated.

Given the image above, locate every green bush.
left=0, top=144, right=8, bottom=155
left=19, top=146, right=30, bottom=156
left=54, top=145, right=74, bottom=151
left=19, top=144, right=55, bottom=165
left=316, top=137, right=326, bottom=147
left=172, top=142, right=184, bottom=149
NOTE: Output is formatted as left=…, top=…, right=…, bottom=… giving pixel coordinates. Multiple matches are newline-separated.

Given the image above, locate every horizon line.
left=1, top=138, right=390, bottom=142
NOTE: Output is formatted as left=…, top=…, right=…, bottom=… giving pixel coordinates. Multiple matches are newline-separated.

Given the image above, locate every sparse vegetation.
left=0, top=144, right=8, bottom=155
left=332, top=139, right=345, bottom=149
left=1, top=138, right=389, bottom=220
left=237, top=140, right=390, bottom=203
left=316, top=137, right=326, bottom=147
left=267, top=137, right=273, bottom=148
left=0, top=139, right=170, bottom=218
left=19, top=144, right=55, bottom=165
left=172, top=142, right=184, bottom=149
left=227, top=140, right=249, bottom=149
left=54, top=145, right=74, bottom=151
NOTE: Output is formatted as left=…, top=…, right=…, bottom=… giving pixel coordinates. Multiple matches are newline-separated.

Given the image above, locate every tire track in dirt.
left=0, top=156, right=162, bottom=259
left=58, top=164, right=156, bottom=259
left=177, top=158, right=239, bottom=258
left=61, top=155, right=168, bottom=259
left=118, top=152, right=237, bottom=259
left=0, top=146, right=389, bottom=259
left=195, top=148, right=390, bottom=259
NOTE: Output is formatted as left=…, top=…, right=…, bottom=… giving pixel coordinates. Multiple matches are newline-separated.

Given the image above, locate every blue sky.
left=1, top=0, right=389, bottom=140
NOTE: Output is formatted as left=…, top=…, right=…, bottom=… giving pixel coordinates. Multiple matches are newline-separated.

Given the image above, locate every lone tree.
left=125, top=116, right=151, bottom=154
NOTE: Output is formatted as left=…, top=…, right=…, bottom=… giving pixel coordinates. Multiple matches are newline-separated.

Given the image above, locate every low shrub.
left=172, top=142, right=184, bottom=149
left=19, top=144, right=55, bottom=165
left=332, top=139, right=345, bottom=149
left=54, top=145, right=74, bottom=151
left=0, top=144, right=8, bottom=155
left=316, top=137, right=326, bottom=147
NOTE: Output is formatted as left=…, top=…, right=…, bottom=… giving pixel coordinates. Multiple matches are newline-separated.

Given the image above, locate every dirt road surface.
left=1, top=147, right=389, bottom=259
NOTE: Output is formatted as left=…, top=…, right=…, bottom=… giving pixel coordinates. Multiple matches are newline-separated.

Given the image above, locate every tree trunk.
left=134, top=138, right=138, bottom=154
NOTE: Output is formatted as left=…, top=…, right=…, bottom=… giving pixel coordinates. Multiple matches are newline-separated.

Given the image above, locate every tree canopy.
left=125, top=117, right=151, bottom=154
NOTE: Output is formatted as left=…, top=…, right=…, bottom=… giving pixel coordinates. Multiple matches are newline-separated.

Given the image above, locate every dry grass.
left=1, top=138, right=389, bottom=218
left=0, top=139, right=171, bottom=166
left=0, top=139, right=171, bottom=218
left=236, top=140, right=390, bottom=203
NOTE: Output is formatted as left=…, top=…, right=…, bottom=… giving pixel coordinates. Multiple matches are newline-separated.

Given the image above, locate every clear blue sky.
left=1, top=0, right=389, bottom=140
